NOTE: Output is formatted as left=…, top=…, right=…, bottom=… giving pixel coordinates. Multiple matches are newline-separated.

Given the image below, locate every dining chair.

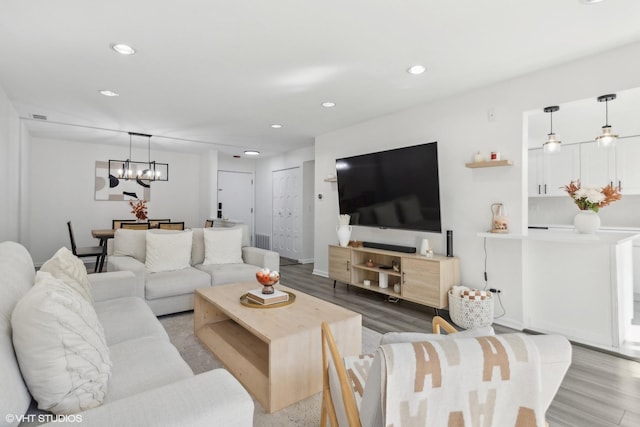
left=112, top=219, right=137, bottom=230
left=158, top=222, right=185, bottom=230
left=120, top=222, right=151, bottom=230
left=148, top=218, right=171, bottom=228
left=204, top=219, right=214, bottom=228
left=66, top=221, right=106, bottom=273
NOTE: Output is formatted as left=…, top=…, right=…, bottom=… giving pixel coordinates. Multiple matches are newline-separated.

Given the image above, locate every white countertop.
left=478, top=228, right=640, bottom=244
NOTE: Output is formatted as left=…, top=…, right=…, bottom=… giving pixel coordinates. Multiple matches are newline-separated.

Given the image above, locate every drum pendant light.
left=595, top=94, right=618, bottom=148
left=543, top=106, right=561, bottom=154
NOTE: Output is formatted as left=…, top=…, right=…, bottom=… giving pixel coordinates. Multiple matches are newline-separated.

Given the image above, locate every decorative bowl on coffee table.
left=256, top=269, right=280, bottom=294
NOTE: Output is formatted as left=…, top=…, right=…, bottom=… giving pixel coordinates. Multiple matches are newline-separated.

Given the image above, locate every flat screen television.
left=336, top=142, right=441, bottom=232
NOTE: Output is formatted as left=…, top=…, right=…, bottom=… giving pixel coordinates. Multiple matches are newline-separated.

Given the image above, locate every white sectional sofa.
left=106, top=225, right=280, bottom=316
left=1, top=241, right=253, bottom=427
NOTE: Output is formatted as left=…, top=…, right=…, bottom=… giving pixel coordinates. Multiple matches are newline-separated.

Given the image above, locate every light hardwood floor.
left=279, top=261, right=640, bottom=427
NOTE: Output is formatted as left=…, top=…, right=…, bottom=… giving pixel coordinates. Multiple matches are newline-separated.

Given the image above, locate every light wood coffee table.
left=194, top=282, right=362, bottom=413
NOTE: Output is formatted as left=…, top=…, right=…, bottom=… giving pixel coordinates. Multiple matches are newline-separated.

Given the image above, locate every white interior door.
left=217, top=170, right=254, bottom=244
left=272, top=167, right=301, bottom=260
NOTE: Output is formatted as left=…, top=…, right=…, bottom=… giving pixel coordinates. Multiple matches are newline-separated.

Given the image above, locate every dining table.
left=91, top=229, right=116, bottom=272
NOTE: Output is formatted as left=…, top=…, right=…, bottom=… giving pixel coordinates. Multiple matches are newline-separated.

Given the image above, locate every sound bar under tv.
left=362, top=241, right=416, bottom=253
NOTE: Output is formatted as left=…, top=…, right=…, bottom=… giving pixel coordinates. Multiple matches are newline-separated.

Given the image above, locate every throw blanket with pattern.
left=379, top=334, right=543, bottom=427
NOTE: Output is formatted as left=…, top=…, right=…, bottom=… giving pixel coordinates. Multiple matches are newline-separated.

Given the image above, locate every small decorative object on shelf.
left=490, top=151, right=501, bottom=161
left=129, top=199, right=148, bottom=221
left=379, top=272, right=389, bottom=289
left=563, top=180, right=621, bottom=234
left=365, top=259, right=375, bottom=267
left=256, top=268, right=280, bottom=294
left=490, top=203, right=509, bottom=233
left=473, top=152, right=485, bottom=163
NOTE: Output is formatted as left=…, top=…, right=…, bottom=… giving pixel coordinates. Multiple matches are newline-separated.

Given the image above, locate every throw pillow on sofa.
left=145, top=229, right=193, bottom=273
left=11, top=271, right=112, bottom=415
left=203, top=227, right=243, bottom=265
left=39, top=246, right=93, bottom=303
left=113, top=228, right=147, bottom=262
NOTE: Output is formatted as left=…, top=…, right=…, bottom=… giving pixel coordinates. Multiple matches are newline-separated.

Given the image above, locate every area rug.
left=159, top=311, right=381, bottom=426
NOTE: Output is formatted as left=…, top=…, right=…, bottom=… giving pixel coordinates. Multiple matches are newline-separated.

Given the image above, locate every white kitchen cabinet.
left=580, top=136, right=640, bottom=194
left=528, top=144, right=580, bottom=197
left=580, top=140, right=616, bottom=188
left=528, top=148, right=545, bottom=197
left=615, top=136, right=640, bottom=194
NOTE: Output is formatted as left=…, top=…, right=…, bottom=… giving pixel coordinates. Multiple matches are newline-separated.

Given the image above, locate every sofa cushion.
left=0, top=241, right=36, bottom=425
left=11, top=271, right=112, bottom=414
left=104, top=335, right=193, bottom=404
left=113, top=228, right=147, bottom=262
left=191, top=228, right=206, bottom=265
left=94, top=297, right=169, bottom=345
left=145, top=267, right=211, bottom=300
left=203, top=227, right=243, bottom=265
left=39, top=246, right=93, bottom=303
left=145, top=230, right=193, bottom=273
left=196, top=263, right=261, bottom=286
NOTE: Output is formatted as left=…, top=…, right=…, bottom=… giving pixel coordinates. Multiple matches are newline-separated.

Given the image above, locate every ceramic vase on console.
left=336, top=225, right=352, bottom=247
left=574, top=210, right=600, bottom=234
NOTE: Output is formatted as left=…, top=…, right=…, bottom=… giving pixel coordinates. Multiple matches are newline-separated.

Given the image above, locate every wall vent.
left=31, top=114, right=47, bottom=120
left=255, top=234, right=271, bottom=250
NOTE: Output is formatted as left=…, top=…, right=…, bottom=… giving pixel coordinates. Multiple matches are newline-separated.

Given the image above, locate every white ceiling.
left=2, top=0, right=640, bottom=156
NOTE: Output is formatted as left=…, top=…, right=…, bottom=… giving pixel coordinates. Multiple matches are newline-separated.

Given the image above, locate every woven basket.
left=448, top=290, right=494, bottom=329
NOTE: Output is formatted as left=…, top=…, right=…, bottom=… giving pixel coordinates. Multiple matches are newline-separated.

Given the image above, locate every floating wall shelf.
left=465, top=160, right=513, bottom=168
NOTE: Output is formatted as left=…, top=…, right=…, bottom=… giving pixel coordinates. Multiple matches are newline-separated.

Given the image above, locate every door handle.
left=346, top=261, right=350, bottom=271
left=538, top=184, right=541, bottom=195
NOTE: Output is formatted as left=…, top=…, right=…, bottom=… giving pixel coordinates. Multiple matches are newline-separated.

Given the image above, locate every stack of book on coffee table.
left=246, top=289, right=289, bottom=305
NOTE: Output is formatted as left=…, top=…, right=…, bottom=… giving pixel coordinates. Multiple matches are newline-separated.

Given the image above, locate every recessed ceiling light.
left=407, top=65, right=426, bottom=75
left=244, top=150, right=260, bottom=156
left=271, top=124, right=283, bottom=129
left=111, top=44, right=136, bottom=55
left=579, top=0, right=605, bottom=4
left=321, top=102, right=336, bottom=108
left=99, top=90, right=119, bottom=97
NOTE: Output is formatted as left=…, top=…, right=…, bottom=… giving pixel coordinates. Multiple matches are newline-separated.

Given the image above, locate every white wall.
left=302, top=160, right=315, bottom=262
left=314, top=41, right=640, bottom=330
left=0, top=84, right=22, bottom=242
left=26, top=136, right=207, bottom=264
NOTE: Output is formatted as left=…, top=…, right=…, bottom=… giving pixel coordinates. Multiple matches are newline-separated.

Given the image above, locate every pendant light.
left=543, top=106, right=561, bottom=154
left=595, top=94, right=618, bottom=148
left=108, top=132, right=169, bottom=183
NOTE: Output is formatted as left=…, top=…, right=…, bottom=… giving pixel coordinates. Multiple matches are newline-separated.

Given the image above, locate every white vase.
left=336, top=225, right=352, bottom=247
left=573, top=210, right=600, bottom=234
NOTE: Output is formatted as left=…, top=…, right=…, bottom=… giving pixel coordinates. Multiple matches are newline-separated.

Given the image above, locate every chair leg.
left=98, top=254, right=106, bottom=273
left=94, top=256, right=100, bottom=273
